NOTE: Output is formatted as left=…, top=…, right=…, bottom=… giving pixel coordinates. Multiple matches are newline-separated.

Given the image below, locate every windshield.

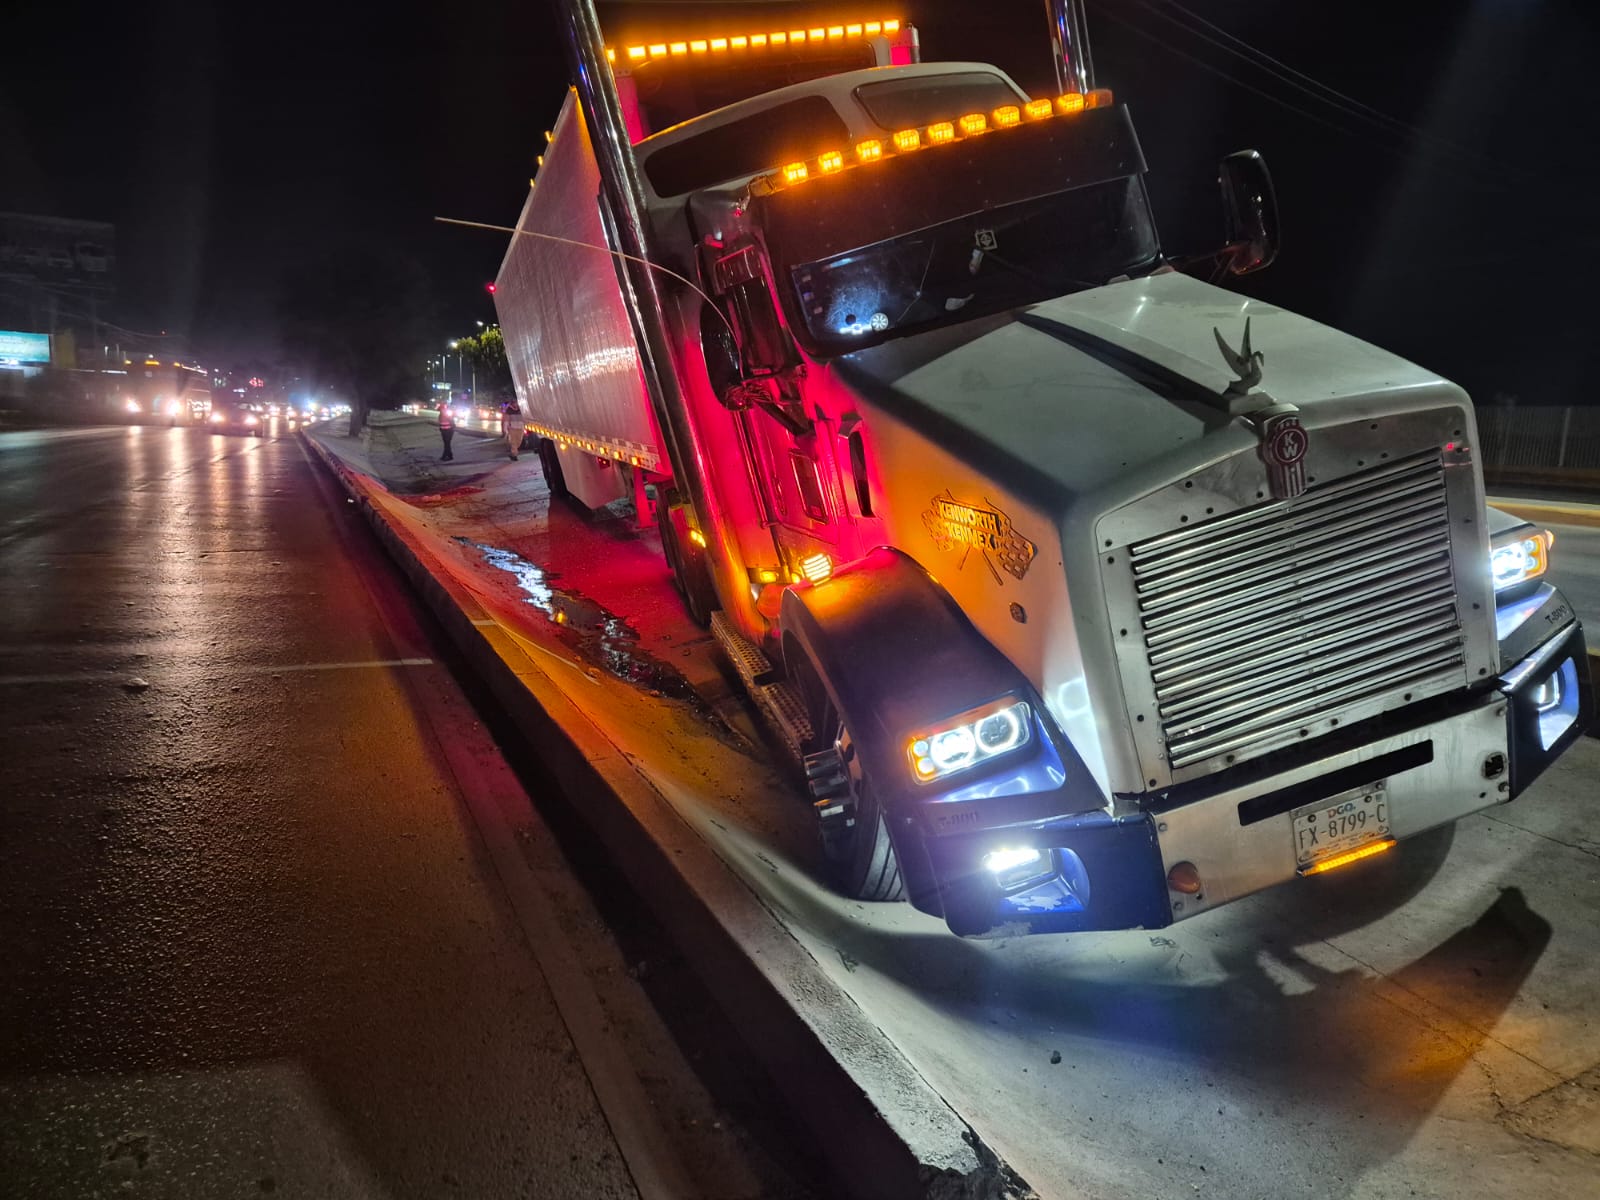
left=784, top=176, right=1159, bottom=357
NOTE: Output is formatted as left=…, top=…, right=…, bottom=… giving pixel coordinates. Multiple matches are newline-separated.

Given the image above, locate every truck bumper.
left=916, top=619, right=1591, bottom=938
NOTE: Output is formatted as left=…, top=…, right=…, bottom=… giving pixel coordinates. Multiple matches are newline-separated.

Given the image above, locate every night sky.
left=5, top=0, right=1597, bottom=404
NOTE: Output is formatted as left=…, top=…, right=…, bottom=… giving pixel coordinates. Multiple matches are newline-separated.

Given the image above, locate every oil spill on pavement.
left=461, top=538, right=703, bottom=705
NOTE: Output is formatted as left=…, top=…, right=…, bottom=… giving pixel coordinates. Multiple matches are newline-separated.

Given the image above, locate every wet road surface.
left=0, top=424, right=820, bottom=1199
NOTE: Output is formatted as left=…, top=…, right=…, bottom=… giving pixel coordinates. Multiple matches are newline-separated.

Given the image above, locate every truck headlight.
left=908, top=699, right=1032, bottom=783
left=1490, top=527, right=1552, bottom=591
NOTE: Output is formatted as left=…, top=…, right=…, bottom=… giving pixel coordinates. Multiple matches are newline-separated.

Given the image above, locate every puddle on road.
left=459, top=538, right=701, bottom=704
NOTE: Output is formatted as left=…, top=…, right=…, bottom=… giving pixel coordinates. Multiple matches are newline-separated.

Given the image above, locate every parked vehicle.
left=494, top=1, right=1592, bottom=937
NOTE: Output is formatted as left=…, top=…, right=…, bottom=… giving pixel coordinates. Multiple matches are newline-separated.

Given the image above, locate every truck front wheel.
left=793, top=654, right=905, bottom=902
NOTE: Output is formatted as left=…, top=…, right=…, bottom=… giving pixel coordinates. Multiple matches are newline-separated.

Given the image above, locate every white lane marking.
left=0, top=659, right=434, bottom=686
left=241, top=658, right=434, bottom=674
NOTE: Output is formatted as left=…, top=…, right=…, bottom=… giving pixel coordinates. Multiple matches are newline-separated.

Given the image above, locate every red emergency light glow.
left=761, top=89, right=1114, bottom=193
left=609, top=15, right=902, bottom=67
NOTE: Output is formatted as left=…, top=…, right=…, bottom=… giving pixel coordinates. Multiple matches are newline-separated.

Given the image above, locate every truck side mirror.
left=1218, top=150, right=1280, bottom=275
left=710, top=244, right=790, bottom=375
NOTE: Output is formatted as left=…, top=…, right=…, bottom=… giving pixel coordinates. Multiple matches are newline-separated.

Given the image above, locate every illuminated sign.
left=248, top=377, right=265, bottom=388
left=0, top=329, right=51, bottom=364
left=922, top=492, right=1036, bottom=583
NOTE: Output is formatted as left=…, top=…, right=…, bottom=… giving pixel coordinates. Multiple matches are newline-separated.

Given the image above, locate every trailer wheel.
left=655, top=487, right=717, bottom=628
left=537, top=438, right=569, bottom=500
left=794, top=655, right=905, bottom=902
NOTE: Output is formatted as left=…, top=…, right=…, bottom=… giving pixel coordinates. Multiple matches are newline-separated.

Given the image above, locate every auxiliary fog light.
left=982, top=845, right=1053, bottom=892
left=1535, top=658, right=1580, bottom=750
left=983, top=846, right=1041, bottom=874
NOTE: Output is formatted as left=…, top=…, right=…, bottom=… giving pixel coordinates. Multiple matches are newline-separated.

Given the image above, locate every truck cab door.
left=705, top=241, right=841, bottom=550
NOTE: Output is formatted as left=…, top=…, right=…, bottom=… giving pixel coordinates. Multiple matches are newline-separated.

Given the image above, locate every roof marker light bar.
left=612, top=15, right=903, bottom=67
left=759, top=89, right=1114, bottom=193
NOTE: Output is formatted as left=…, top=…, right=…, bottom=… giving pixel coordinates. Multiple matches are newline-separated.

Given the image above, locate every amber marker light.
left=1299, top=839, right=1396, bottom=877
left=782, top=160, right=809, bottom=184
left=1024, top=98, right=1054, bottom=120
left=818, top=149, right=845, bottom=174
left=1056, top=92, right=1085, bottom=114
left=927, top=121, right=955, bottom=144
left=855, top=138, right=884, bottom=162
left=893, top=128, right=922, bottom=151
left=958, top=112, right=988, bottom=135
left=799, top=553, right=833, bottom=583
left=993, top=104, right=1021, bottom=127
left=1086, top=88, right=1115, bottom=108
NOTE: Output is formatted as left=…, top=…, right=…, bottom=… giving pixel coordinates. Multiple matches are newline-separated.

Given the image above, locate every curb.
left=299, top=431, right=1035, bottom=1200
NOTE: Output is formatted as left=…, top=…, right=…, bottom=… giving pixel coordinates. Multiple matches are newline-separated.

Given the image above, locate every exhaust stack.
left=1045, top=0, right=1094, bottom=95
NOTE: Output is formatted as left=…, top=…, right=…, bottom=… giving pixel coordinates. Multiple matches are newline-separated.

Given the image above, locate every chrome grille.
left=1129, top=452, right=1466, bottom=772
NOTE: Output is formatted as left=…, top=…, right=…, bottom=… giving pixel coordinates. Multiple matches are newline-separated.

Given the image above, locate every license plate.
left=1292, top=782, right=1390, bottom=870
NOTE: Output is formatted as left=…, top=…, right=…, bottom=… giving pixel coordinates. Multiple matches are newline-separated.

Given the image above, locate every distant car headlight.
left=210, top=412, right=225, bottom=423
left=908, top=699, right=1033, bottom=783
left=124, top=398, right=140, bottom=413
left=244, top=414, right=258, bottom=425
left=1490, top=527, right=1552, bottom=592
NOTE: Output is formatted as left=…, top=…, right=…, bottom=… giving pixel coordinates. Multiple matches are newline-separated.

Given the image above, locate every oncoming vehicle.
left=208, top=399, right=263, bottom=436
left=121, top=360, right=212, bottom=424
left=494, top=1, right=1593, bottom=938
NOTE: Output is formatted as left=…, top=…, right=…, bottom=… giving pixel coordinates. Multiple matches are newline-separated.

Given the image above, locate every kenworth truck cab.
left=497, top=1, right=1592, bottom=937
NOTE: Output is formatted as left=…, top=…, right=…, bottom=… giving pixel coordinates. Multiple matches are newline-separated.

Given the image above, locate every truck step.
left=711, top=611, right=814, bottom=761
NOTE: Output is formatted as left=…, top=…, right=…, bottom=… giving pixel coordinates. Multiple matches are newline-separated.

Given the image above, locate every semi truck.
left=493, top=0, right=1592, bottom=937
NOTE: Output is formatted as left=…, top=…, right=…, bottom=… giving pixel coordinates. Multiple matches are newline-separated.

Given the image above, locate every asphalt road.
left=0, top=424, right=820, bottom=1199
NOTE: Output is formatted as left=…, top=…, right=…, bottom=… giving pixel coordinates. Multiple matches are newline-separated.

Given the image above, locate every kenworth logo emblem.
left=1259, top=412, right=1309, bottom=499
left=923, top=492, right=1037, bottom=584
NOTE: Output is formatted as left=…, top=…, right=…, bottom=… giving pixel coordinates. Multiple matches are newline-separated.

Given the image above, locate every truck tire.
left=793, top=653, right=905, bottom=902
left=654, top=487, right=717, bottom=628
left=537, top=438, right=568, bottom=500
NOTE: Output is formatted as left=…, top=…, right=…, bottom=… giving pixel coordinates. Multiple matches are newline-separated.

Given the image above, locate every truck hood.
left=834, top=270, right=1449, bottom=506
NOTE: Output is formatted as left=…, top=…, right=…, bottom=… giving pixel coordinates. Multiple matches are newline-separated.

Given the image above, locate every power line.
left=1126, top=0, right=1537, bottom=185
left=1093, top=7, right=1522, bottom=198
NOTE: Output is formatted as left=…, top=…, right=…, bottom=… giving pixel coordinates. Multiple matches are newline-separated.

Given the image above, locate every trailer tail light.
left=893, top=128, right=921, bottom=151
left=799, top=553, right=833, bottom=584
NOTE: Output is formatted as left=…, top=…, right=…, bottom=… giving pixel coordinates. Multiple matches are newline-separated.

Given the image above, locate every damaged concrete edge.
left=299, top=433, right=1038, bottom=1200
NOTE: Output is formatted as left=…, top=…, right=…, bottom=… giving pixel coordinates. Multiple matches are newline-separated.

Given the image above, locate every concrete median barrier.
left=299, top=430, right=1036, bottom=1200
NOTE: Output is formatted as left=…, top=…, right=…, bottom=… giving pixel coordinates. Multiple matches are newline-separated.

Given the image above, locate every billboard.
left=0, top=329, right=51, bottom=364
left=0, top=212, right=116, bottom=295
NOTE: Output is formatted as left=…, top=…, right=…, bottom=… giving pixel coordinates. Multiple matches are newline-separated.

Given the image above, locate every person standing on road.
left=438, top=401, right=455, bottom=461
left=501, top=401, right=527, bottom=461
